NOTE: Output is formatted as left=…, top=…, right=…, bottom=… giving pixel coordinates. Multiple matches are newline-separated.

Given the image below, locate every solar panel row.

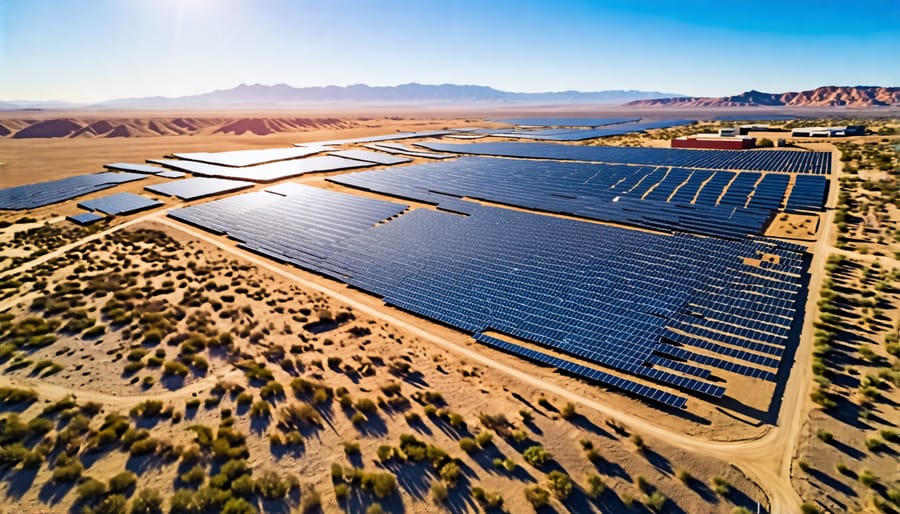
left=363, top=143, right=454, bottom=159
left=327, top=150, right=412, bottom=166
left=785, top=175, right=829, bottom=212
left=418, top=142, right=832, bottom=174
left=0, top=172, right=146, bottom=210
left=293, top=130, right=453, bottom=147
left=146, top=178, right=254, bottom=200
left=171, top=146, right=325, bottom=167
left=150, top=155, right=374, bottom=183
left=104, top=162, right=168, bottom=174
left=77, top=192, right=163, bottom=216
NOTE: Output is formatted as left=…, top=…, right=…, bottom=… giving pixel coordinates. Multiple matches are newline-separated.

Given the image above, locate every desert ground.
left=0, top=110, right=898, bottom=513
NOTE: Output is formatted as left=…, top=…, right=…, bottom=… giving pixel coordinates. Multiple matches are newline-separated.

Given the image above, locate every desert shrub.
left=250, top=401, right=270, bottom=418
left=711, top=476, right=730, bottom=496
left=356, top=397, right=377, bottom=414
left=221, top=497, right=255, bottom=514
left=108, top=471, right=137, bottom=493
left=431, top=480, right=448, bottom=502
left=343, top=441, right=361, bottom=455
left=523, top=445, right=550, bottom=467
left=259, top=380, right=284, bottom=400
left=859, top=469, right=878, bottom=487
left=524, top=485, right=550, bottom=508
left=586, top=473, right=605, bottom=498
left=547, top=470, right=573, bottom=500
left=77, top=478, right=107, bottom=503
left=646, top=491, right=668, bottom=512
left=475, top=431, right=493, bottom=448
left=334, top=482, right=349, bottom=499
left=800, top=503, right=820, bottom=514
left=92, top=494, right=128, bottom=514
left=459, top=437, right=478, bottom=453
left=376, top=445, right=394, bottom=462
left=360, top=471, right=397, bottom=499
left=815, top=429, right=833, bottom=442
left=131, top=399, right=164, bottom=418
left=130, top=438, right=157, bottom=456
left=163, top=361, right=189, bottom=377
left=676, top=468, right=693, bottom=483
left=255, top=470, right=288, bottom=499
left=0, top=386, right=38, bottom=405
left=439, top=461, right=460, bottom=486
left=561, top=402, right=576, bottom=419
left=130, top=487, right=163, bottom=514
left=51, top=460, right=83, bottom=482
left=181, top=465, right=206, bottom=487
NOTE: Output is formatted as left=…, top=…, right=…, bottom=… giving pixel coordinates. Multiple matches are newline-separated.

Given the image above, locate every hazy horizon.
left=1, top=0, right=898, bottom=103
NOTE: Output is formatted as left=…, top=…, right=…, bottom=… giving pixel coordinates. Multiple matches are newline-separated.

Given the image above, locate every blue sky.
left=1, top=0, right=897, bottom=102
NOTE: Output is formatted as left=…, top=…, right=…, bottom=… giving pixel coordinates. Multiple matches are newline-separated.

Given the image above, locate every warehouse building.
left=671, top=134, right=756, bottom=150
left=791, top=125, right=866, bottom=137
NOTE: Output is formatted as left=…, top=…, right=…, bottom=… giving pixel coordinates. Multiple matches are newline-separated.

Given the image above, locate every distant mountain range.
left=0, top=83, right=682, bottom=110
left=627, top=86, right=900, bottom=107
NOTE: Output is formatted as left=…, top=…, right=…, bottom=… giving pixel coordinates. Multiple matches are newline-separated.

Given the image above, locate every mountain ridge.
left=1, top=83, right=682, bottom=110
left=626, top=86, right=900, bottom=107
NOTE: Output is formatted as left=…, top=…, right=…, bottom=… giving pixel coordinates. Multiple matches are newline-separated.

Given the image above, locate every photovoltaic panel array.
left=363, top=143, right=454, bottom=159
left=0, top=172, right=146, bottom=210
left=490, top=120, right=697, bottom=141
left=294, top=130, right=453, bottom=147
left=67, top=212, right=104, bottom=225
left=785, top=175, right=829, bottom=212
left=146, top=178, right=254, bottom=200
left=327, top=150, right=412, bottom=166
left=171, top=146, right=325, bottom=167
left=493, top=117, right=641, bottom=127
left=77, top=192, right=163, bottom=216
left=104, top=162, right=168, bottom=174
left=329, top=157, right=795, bottom=239
left=418, top=142, right=832, bottom=174
left=169, top=188, right=806, bottom=407
left=169, top=183, right=408, bottom=270
left=149, top=155, right=374, bottom=182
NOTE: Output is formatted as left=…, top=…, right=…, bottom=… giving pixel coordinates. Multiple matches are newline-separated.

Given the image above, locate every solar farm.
left=0, top=120, right=833, bottom=412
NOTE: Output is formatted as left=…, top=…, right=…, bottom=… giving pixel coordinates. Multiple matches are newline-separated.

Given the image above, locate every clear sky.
left=1, top=0, right=897, bottom=102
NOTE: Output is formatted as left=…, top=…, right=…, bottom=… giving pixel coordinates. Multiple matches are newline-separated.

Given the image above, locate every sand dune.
left=2, top=116, right=353, bottom=139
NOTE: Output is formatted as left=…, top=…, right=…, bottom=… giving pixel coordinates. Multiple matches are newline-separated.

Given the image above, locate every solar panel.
left=67, top=212, right=104, bottom=225
left=77, top=192, right=163, bottom=216
left=328, top=150, right=412, bottom=166
left=104, top=162, right=167, bottom=174
left=157, top=170, right=186, bottom=179
left=146, top=178, right=254, bottom=200
left=171, top=146, right=324, bottom=167
left=149, top=155, right=374, bottom=182
left=0, top=172, right=146, bottom=210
